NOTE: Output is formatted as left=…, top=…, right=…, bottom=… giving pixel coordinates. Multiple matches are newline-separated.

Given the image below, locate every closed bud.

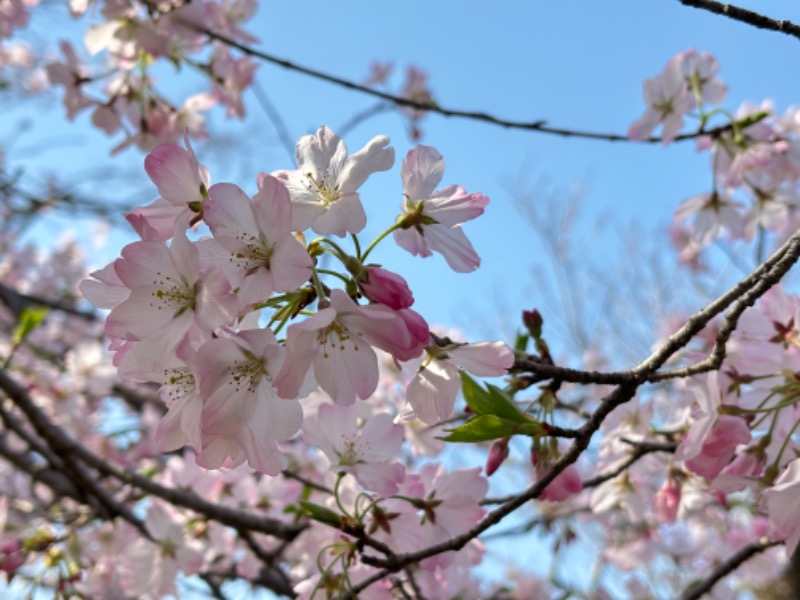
left=486, top=437, right=510, bottom=476
left=522, top=309, right=543, bottom=340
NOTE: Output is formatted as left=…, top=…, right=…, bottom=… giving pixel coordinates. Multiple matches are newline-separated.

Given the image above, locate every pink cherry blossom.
left=45, top=41, right=92, bottom=119
left=274, top=125, right=394, bottom=236
left=209, top=44, right=258, bottom=118
left=684, top=415, right=751, bottom=480
left=127, top=138, right=211, bottom=240
left=674, top=190, right=743, bottom=245
left=406, top=340, right=514, bottom=424
left=763, top=458, right=800, bottom=555
left=653, top=476, right=682, bottom=524
left=678, top=49, right=726, bottom=106
left=357, top=265, right=414, bottom=309
left=201, top=176, right=312, bottom=307
left=394, top=145, right=489, bottom=272
left=485, top=437, right=510, bottom=476
left=126, top=501, right=205, bottom=597
left=275, top=289, right=427, bottom=405
left=628, top=55, right=691, bottom=145
left=195, top=328, right=303, bottom=475
left=303, top=403, right=405, bottom=495
left=103, top=225, right=238, bottom=377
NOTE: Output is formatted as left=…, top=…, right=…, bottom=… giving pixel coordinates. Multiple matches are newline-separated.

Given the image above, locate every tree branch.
left=0, top=367, right=305, bottom=541
left=679, top=539, right=782, bottom=600
left=197, top=26, right=738, bottom=144
left=352, top=227, right=800, bottom=591
left=678, top=1, right=800, bottom=41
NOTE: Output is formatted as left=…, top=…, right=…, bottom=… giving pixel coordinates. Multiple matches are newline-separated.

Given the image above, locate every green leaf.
left=513, top=332, right=529, bottom=353
left=11, top=306, right=48, bottom=348
left=440, top=414, right=521, bottom=443
left=298, top=501, right=342, bottom=527
left=460, top=371, right=495, bottom=415
left=460, top=373, right=528, bottom=423
left=485, top=384, right=528, bottom=423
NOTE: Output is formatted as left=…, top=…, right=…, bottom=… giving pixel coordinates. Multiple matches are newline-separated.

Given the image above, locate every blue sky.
left=8, top=0, right=800, bottom=358
left=4, top=0, right=800, bottom=596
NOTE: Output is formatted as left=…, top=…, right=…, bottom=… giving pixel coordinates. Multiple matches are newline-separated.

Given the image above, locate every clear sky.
left=8, top=0, right=800, bottom=356
left=4, top=2, right=800, bottom=594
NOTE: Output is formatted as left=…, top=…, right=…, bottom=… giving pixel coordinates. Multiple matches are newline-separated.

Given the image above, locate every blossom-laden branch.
left=511, top=224, right=800, bottom=389
left=198, top=27, right=738, bottom=144
left=679, top=0, right=800, bottom=41
left=679, top=539, right=783, bottom=600
left=0, top=367, right=304, bottom=542
left=352, top=224, right=800, bottom=588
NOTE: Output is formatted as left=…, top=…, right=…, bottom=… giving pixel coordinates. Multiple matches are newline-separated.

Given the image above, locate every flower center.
left=151, top=272, right=196, bottom=316
left=316, top=320, right=363, bottom=358
left=305, top=170, right=341, bottom=207
left=227, top=353, right=268, bottom=394
left=233, top=232, right=273, bottom=275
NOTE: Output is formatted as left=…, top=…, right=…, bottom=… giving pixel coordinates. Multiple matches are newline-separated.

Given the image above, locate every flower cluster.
left=630, top=49, right=800, bottom=267
left=82, top=125, right=508, bottom=477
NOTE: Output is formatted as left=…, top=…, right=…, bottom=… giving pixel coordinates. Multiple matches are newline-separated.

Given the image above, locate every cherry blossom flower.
left=394, top=145, right=489, bottom=272
left=201, top=176, right=312, bottom=307
left=274, top=125, right=394, bottom=236
left=763, top=458, right=800, bottom=555
left=363, top=60, right=393, bottom=86
left=405, top=340, right=514, bottom=424
left=303, top=403, right=405, bottom=495
left=356, top=265, right=414, bottom=309
left=674, top=372, right=724, bottom=463
left=678, top=49, right=726, bottom=106
left=674, top=190, right=743, bottom=245
left=628, top=56, right=691, bottom=145
left=45, top=41, right=92, bottom=119
left=103, top=225, right=238, bottom=377
left=126, top=138, right=211, bottom=241
left=195, top=328, right=304, bottom=474
left=683, top=415, right=751, bottom=480
left=275, top=289, right=428, bottom=405
left=209, top=44, right=258, bottom=118
left=126, top=501, right=204, bottom=597
left=653, top=476, right=682, bottom=524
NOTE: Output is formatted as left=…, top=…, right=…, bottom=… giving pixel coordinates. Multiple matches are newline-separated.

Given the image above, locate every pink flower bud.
left=539, top=464, right=582, bottom=502
left=654, top=477, right=682, bottom=524
left=359, top=266, right=414, bottom=309
left=0, top=540, right=24, bottom=579
left=485, top=437, right=510, bottom=476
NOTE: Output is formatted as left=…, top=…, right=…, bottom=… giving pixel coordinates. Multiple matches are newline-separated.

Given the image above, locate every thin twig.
left=0, top=368, right=304, bottom=541
left=251, top=80, right=296, bottom=161
left=349, top=227, right=800, bottom=591
left=197, top=27, right=739, bottom=144
left=680, top=539, right=782, bottom=600
left=678, top=1, right=800, bottom=41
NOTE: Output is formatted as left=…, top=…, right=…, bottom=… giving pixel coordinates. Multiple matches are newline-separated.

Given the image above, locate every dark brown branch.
left=352, top=227, right=800, bottom=591
left=582, top=440, right=678, bottom=489
left=0, top=368, right=304, bottom=541
left=680, top=539, right=782, bottom=600
left=0, top=281, right=96, bottom=321
left=678, top=1, right=800, bottom=41
left=198, top=27, right=739, bottom=144
left=512, top=226, right=800, bottom=388
left=0, top=433, right=83, bottom=502
left=0, top=397, right=151, bottom=537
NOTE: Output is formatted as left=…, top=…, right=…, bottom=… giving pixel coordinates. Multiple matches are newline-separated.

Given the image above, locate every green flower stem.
left=333, top=472, right=351, bottom=518
left=316, top=238, right=349, bottom=263
left=316, top=269, right=352, bottom=286
left=361, top=222, right=402, bottom=262
left=309, top=265, right=329, bottom=308
left=350, top=233, right=362, bottom=261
